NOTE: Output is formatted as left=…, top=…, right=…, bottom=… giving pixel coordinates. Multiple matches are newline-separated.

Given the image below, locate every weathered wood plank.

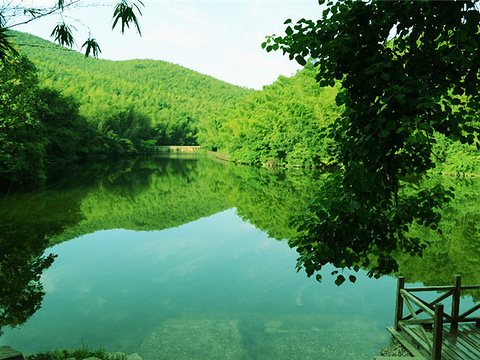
left=442, top=334, right=478, bottom=359
left=394, top=323, right=480, bottom=360
left=386, top=326, right=427, bottom=359
left=403, top=291, right=452, bottom=322
left=459, top=304, right=480, bottom=319
left=432, top=304, right=443, bottom=360
left=398, top=323, right=431, bottom=353
left=460, top=285, right=480, bottom=290
left=374, top=357, right=424, bottom=360
left=395, top=277, right=405, bottom=331
left=0, top=346, right=24, bottom=360
left=405, top=286, right=454, bottom=292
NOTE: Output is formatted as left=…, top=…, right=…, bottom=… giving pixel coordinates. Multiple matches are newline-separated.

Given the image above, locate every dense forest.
left=2, top=31, right=480, bottom=187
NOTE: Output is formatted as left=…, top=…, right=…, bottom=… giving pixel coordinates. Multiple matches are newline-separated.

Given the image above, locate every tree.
left=0, top=228, right=56, bottom=336
left=0, top=0, right=144, bottom=60
left=0, top=55, right=46, bottom=185
left=264, top=0, right=480, bottom=284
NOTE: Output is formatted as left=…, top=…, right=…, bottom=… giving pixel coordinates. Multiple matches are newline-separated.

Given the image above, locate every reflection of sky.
left=0, top=208, right=397, bottom=359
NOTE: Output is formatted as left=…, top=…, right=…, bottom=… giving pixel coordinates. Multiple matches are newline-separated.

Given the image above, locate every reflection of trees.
left=216, top=169, right=480, bottom=288
left=395, top=177, right=480, bottom=301
left=0, top=179, right=90, bottom=334
left=0, top=228, right=56, bottom=335
left=49, top=156, right=231, bottom=242
left=4, top=156, right=480, bottom=329
left=212, top=164, right=327, bottom=241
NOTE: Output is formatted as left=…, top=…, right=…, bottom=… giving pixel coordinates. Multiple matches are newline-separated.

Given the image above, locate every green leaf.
left=378, top=129, right=390, bottom=138
left=50, top=22, right=76, bottom=48
left=349, top=275, right=356, bottom=283
left=334, top=274, right=346, bottom=286
left=385, top=121, right=396, bottom=131
left=295, top=55, right=307, bottom=66
left=0, top=27, right=19, bottom=63
left=451, top=98, right=461, bottom=105
left=81, top=38, right=102, bottom=58
left=112, top=0, right=144, bottom=35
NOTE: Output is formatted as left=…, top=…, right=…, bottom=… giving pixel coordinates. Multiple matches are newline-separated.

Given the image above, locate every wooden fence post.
left=432, top=304, right=444, bottom=360
left=395, top=277, right=405, bottom=331
left=451, top=275, right=461, bottom=331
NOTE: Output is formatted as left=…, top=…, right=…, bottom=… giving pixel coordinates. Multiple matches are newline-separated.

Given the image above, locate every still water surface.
left=1, top=155, right=479, bottom=359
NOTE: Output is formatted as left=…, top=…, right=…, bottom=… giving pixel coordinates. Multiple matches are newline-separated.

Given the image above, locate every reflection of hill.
left=214, top=165, right=327, bottom=241
left=51, top=156, right=232, bottom=244
left=49, top=156, right=328, bottom=246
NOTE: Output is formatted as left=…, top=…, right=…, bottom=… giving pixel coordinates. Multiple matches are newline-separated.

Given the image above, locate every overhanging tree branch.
left=265, top=0, right=480, bottom=284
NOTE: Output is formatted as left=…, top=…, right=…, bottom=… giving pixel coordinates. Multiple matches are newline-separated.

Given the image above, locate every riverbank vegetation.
left=25, top=344, right=133, bottom=360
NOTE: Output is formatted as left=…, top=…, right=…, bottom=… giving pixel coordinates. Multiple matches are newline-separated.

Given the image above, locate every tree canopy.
left=264, top=0, right=480, bottom=284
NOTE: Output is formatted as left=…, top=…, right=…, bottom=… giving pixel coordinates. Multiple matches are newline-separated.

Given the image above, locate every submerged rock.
left=140, top=315, right=243, bottom=360
left=126, top=354, right=142, bottom=360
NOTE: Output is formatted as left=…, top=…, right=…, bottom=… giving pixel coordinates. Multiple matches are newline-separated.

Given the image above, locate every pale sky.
left=11, top=0, right=324, bottom=89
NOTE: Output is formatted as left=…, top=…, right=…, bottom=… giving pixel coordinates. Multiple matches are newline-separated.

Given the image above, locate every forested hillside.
left=200, top=64, right=340, bottom=167
left=1, top=31, right=253, bottom=186
left=11, top=31, right=251, bottom=146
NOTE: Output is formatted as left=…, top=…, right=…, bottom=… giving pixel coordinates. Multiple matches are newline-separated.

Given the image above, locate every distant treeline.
left=1, top=31, right=480, bottom=186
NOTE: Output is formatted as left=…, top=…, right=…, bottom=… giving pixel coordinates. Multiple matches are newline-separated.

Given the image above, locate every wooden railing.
left=394, top=275, right=480, bottom=360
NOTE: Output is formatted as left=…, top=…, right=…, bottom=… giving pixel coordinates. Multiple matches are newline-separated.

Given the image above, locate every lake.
left=1, top=154, right=480, bottom=359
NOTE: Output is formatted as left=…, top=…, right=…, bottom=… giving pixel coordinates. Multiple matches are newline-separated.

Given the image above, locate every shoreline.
left=2, top=339, right=412, bottom=360
left=1, top=346, right=143, bottom=360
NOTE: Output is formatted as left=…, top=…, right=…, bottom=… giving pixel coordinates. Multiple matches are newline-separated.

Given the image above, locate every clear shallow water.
left=1, top=208, right=395, bottom=359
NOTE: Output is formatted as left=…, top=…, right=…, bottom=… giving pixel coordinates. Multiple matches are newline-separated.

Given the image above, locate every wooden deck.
left=388, top=276, right=480, bottom=360
left=388, top=323, right=480, bottom=359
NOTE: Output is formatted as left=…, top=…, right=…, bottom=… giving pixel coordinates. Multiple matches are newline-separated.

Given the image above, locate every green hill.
left=10, top=31, right=252, bottom=146
left=200, top=64, right=341, bottom=167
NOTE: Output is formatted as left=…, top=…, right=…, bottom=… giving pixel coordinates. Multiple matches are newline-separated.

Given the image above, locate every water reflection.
left=395, top=176, right=480, bottom=294
left=0, top=227, right=56, bottom=337
left=0, top=210, right=394, bottom=359
left=1, top=155, right=480, bottom=359
left=0, top=184, right=88, bottom=335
